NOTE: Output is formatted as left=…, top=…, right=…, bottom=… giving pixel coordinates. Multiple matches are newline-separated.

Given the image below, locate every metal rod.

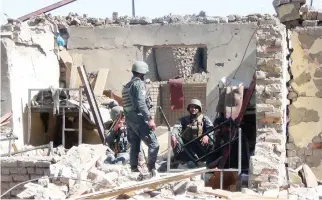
left=1, top=144, right=50, bottom=157
left=132, top=0, right=135, bottom=17
left=0, top=136, right=18, bottom=142
left=238, top=128, right=242, bottom=175
left=310, top=0, right=313, bottom=7
left=62, top=108, right=65, bottom=148
left=220, top=171, right=223, bottom=189
left=18, top=0, right=77, bottom=22
left=158, top=106, right=172, bottom=172
left=78, top=87, right=82, bottom=145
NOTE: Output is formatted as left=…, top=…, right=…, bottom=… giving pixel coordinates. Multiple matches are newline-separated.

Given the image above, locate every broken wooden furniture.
left=27, top=88, right=82, bottom=148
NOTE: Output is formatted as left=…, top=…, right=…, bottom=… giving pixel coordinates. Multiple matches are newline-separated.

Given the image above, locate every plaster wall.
left=68, top=23, right=257, bottom=121
left=1, top=23, right=60, bottom=148
left=287, top=27, right=322, bottom=179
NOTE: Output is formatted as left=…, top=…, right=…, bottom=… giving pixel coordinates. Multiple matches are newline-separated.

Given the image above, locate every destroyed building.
left=0, top=0, right=322, bottom=199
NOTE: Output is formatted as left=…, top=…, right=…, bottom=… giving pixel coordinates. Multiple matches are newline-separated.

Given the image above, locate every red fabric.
left=169, top=79, right=184, bottom=110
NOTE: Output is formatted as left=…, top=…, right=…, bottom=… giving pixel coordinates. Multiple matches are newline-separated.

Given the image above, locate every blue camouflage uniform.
left=171, top=114, right=214, bottom=165
left=122, top=76, right=159, bottom=170
left=105, top=126, right=130, bottom=164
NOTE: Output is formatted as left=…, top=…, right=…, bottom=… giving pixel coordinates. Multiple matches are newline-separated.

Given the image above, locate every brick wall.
left=1, top=156, right=52, bottom=198
left=248, top=19, right=288, bottom=191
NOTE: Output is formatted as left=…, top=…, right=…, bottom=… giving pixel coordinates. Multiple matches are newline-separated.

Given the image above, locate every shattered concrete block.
left=300, top=5, right=309, bottom=13
left=276, top=2, right=301, bottom=23
left=302, top=20, right=318, bottom=27
left=38, top=176, right=50, bottom=187
left=172, top=181, right=189, bottom=195
left=263, top=189, right=279, bottom=197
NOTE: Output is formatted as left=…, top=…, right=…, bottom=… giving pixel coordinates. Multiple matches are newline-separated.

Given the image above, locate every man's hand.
left=171, top=135, right=178, bottom=149
left=201, top=135, right=209, bottom=146
left=148, top=119, right=156, bottom=131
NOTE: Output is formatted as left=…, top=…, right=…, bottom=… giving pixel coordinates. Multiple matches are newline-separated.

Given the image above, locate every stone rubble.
left=16, top=12, right=278, bottom=29
left=13, top=144, right=224, bottom=199
left=273, top=0, right=322, bottom=27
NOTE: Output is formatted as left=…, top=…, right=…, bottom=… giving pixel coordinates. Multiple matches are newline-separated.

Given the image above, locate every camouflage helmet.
left=187, top=99, right=202, bottom=112
left=131, top=61, right=149, bottom=74
left=110, top=106, right=124, bottom=121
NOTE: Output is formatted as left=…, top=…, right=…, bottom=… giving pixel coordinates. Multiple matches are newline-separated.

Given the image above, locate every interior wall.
left=68, top=23, right=257, bottom=121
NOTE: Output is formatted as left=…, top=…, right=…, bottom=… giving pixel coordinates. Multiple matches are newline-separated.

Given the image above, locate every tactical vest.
left=122, top=79, right=137, bottom=113
left=122, top=78, right=153, bottom=113
left=181, top=114, right=204, bottom=142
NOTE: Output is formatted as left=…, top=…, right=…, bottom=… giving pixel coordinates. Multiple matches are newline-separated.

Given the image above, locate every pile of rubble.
left=36, top=12, right=277, bottom=28
left=273, top=0, right=322, bottom=27
left=13, top=144, right=222, bottom=199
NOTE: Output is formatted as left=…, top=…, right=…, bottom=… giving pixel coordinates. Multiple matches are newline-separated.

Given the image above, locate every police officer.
left=105, top=106, right=129, bottom=164
left=171, top=99, right=214, bottom=166
left=122, top=61, right=159, bottom=175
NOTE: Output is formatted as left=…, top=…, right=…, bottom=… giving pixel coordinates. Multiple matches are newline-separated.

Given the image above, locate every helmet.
left=187, top=99, right=202, bottom=112
left=110, top=106, right=124, bottom=121
left=131, top=61, right=149, bottom=74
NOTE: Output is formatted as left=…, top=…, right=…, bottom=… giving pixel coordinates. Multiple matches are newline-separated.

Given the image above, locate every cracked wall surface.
left=0, top=22, right=60, bottom=149
left=68, top=23, right=258, bottom=121
left=287, top=27, right=322, bottom=180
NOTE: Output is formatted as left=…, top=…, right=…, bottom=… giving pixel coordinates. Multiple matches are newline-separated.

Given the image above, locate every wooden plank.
left=0, top=112, right=12, bottom=124
left=77, top=65, right=106, bottom=144
left=71, top=167, right=218, bottom=199
left=93, top=68, right=109, bottom=96
left=70, top=54, right=83, bottom=88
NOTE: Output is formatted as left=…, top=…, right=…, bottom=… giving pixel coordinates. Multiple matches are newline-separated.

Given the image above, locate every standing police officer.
left=122, top=61, right=159, bottom=176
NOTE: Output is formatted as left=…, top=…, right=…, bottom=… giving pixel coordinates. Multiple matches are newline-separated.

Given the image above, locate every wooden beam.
left=71, top=167, right=218, bottom=199
left=77, top=65, right=106, bottom=144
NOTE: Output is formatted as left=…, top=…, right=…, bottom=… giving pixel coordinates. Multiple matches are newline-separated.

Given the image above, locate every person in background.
left=122, top=61, right=159, bottom=177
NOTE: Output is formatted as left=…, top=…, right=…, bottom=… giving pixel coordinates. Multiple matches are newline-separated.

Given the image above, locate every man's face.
left=189, top=104, right=199, bottom=115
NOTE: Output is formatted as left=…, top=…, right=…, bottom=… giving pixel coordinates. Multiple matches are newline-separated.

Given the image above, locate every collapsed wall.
left=0, top=20, right=60, bottom=149
left=273, top=0, right=322, bottom=180
left=249, top=19, right=288, bottom=191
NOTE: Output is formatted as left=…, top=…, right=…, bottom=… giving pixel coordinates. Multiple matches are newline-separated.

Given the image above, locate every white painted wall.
left=1, top=22, right=60, bottom=148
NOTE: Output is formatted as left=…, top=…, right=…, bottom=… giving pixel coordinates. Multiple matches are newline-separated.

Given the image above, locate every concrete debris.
left=12, top=144, right=228, bottom=199
left=273, top=0, right=322, bottom=27
left=12, top=12, right=279, bottom=28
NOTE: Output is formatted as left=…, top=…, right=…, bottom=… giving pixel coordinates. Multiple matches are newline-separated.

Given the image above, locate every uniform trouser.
left=173, top=134, right=214, bottom=164
left=126, top=117, right=160, bottom=170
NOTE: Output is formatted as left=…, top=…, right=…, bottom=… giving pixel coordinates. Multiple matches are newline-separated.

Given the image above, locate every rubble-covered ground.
left=13, top=144, right=224, bottom=200
left=7, top=144, right=321, bottom=200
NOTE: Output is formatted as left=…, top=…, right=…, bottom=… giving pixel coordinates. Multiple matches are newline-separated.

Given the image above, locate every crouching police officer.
left=122, top=61, right=159, bottom=176
left=105, top=106, right=130, bottom=164
left=171, top=99, right=214, bottom=167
